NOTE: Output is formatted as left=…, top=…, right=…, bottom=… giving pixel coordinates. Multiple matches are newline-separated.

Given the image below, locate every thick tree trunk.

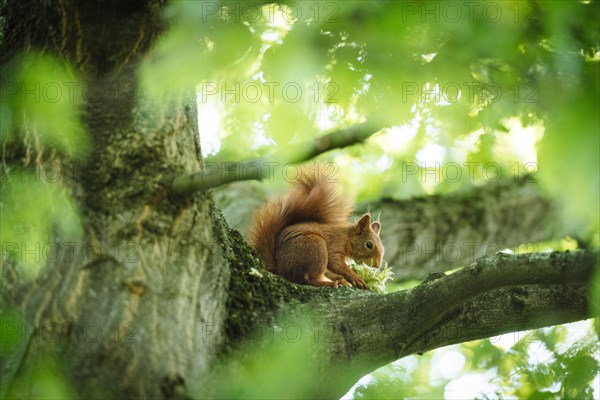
left=1, top=1, right=231, bottom=398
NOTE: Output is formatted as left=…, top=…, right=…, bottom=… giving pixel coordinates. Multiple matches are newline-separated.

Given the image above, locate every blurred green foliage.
left=210, top=317, right=333, bottom=399
left=0, top=306, right=25, bottom=357
left=350, top=321, right=598, bottom=399
left=1, top=52, right=86, bottom=279
left=140, top=0, right=598, bottom=238
left=1, top=170, right=83, bottom=278
left=0, top=306, right=75, bottom=399
left=1, top=52, right=89, bottom=159
left=5, top=352, right=75, bottom=399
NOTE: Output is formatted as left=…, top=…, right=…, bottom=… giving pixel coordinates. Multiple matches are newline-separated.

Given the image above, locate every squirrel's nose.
left=371, top=257, right=383, bottom=268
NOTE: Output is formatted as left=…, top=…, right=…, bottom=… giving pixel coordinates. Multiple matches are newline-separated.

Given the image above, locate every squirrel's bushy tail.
left=248, top=166, right=352, bottom=270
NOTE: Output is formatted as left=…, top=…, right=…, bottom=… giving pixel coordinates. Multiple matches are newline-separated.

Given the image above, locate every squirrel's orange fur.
left=248, top=166, right=384, bottom=288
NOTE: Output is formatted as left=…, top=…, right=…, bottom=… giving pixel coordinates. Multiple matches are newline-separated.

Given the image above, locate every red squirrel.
left=248, top=166, right=384, bottom=288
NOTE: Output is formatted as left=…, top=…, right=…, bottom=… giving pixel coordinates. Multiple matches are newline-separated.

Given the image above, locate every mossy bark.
left=1, top=1, right=231, bottom=398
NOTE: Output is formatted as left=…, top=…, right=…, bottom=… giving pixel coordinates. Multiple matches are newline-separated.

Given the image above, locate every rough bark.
left=1, top=1, right=231, bottom=398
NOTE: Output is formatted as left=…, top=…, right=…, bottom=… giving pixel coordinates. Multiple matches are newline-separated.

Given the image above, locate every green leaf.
left=1, top=52, right=89, bottom=160
left=538, top=326, right=567, bottom=352
left=0, top=169, right=83, bottom=279
left=470, top=339, right=503, bottom=369
left=564, top=354, right=598, bottom=388
left=139, top=2, right=254, bottom=98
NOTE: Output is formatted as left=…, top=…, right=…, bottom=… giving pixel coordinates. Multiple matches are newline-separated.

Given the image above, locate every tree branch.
left=164, top=121, right=383, bottom=196
left=359, top=176, right=563, bottom=280
left=220, top=249, right=595, bottom=399
left=304, top=250, right=595, bottom=397
left=409, top=282, right=589, bottom=355
left=405, top=251, right=593, bottom=338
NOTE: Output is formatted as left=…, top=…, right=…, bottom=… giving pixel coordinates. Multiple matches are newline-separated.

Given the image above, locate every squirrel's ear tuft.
left=355, top=214, right=371, bottom=235
left=371, top=221, right=381, bottom=236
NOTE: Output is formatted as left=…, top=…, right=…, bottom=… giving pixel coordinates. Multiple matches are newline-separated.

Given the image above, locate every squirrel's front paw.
left=347, top=273, right=367, bottom=289
left=337, top=278, right=351, bottom=287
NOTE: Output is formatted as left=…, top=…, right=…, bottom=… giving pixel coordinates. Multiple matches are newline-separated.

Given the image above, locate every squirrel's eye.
left=365, top=241, right=373, bottom=249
